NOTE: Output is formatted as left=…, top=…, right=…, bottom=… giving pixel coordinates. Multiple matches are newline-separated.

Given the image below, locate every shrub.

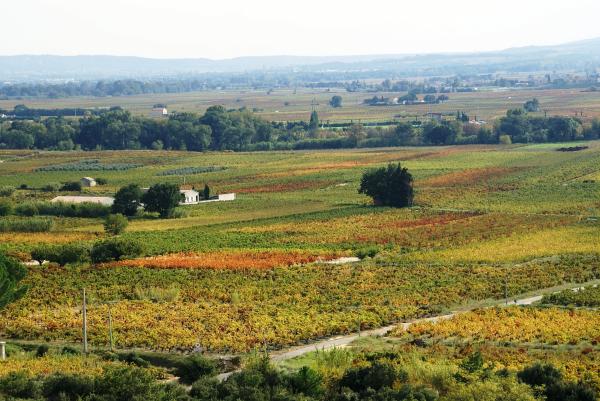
left=0, top=252, right=27, bottom=310
left=15, top=202, right=39, bottom=216
left=41, top=182, right=61, bottom=192
left=32, top=244, right=90, bottom=266
left=355, top=246, right=380, bottom=259
left=61, top=346, right=81, bottom=355
left=118, top=352, right=150, bottom=367
left=176, top=354, right=217, bottom=385
left=91, top=238, right=144, bottom=263
left=339, top=361, right=400, bottom=392
left=95, top=177, right=108, bottom=185
left=0, top=217, right=53, bottom=232
left=60, top=181, right=82, bottom=192
left=0, top=372, right=42, bottom=399
left=0, top=185, right=15, bottom=196
left=499, top=134, right=512, bottom=145
left=36, top=344, right=50, bottom=357
left=17, top=201, right=110, bottom=218
left=104, top=214, right=129, bottom=235
left=42, top=373, right=95, bottom=401
left=0, top=198, right=13, bottom=216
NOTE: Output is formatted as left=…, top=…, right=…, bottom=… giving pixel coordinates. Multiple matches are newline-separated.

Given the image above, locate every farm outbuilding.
left=80, top=177, right=97, bottom=187
left=51, top=196, right=114, bottom=206
left=180, top=189, right=200, bottom=205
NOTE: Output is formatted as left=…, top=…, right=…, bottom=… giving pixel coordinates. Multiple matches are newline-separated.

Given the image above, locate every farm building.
left=151, top=106, right=168, bottom=118
left=178, top=190, right=236, bottom=205
left=180, top=189, right=200, bottom=205
left=80, top=177, right=97, bottom=187
left=51, top=196, right=114, bottom=206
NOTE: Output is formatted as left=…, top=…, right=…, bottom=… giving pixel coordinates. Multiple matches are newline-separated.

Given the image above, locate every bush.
left=41, top=182, right=61, bottom=192
left=118, top=352, right=150, bottom=368
left=61, top=346, right=81, bottom=355
left=90, top=238, right=144, bottom=263
left=104, top=214, right=129, bottom=235
left=499, top=134, right=512, bottom=145
left=0, top=198, right=13, bottom=216
left=176, top=354, right=217, bottom=385
left=0, top=217, right=53, bottom=232
left=96, top=177, right=108, bottom=185
left=15, top=202, right=39, bottom=216
left=36, top=344, right=50, bottom=357
left=60, top=181, right=82, bottom=192
left=0, top=372, right=42, bottom=399
left=339, top=361, right=400, bottom=392
left=17, top=201, right=110, bottom=218
left=355, top=246, right=380, bottom=259
left=0, top=185, right=15, bottom=197
left=42, top=373, right=95, bottom=401
left=31, top=244, right=90, bottom=266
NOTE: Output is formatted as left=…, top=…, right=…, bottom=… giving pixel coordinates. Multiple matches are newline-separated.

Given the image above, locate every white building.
left=80, top=177, right=97, bottom=187
left=180, top=189, right=200, bottom=205
left=51, top=196, right=114, bottom=206
left=151, top=107, right=168, bottom=118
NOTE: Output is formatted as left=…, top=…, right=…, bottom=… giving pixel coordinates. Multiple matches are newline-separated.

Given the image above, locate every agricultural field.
left=0, top=141, right=599, bottom=357
left=2, top=87, right=600, bottom=124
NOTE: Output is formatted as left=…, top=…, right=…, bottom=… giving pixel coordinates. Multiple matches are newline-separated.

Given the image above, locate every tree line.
left=0, top=106, right=598, bottom=151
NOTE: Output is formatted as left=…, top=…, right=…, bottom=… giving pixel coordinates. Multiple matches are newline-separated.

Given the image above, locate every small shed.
left=180, top=189, right=200, bottom=205
left=80, top=177, right=97, bottom=187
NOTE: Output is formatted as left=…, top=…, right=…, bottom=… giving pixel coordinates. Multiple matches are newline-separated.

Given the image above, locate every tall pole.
left=82, top=288, right=88, bottom=355
left=108, top=305, right=114, bottom=352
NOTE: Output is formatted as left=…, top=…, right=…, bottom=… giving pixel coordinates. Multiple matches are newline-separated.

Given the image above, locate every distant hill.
left=1, top=38, right=600, bottom=81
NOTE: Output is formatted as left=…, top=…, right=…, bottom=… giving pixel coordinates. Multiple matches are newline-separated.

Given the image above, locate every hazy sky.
left=4, top=0, right=600, bottom=59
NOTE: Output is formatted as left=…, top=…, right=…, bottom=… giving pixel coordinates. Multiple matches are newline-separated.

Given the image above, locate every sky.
left=3, top=0, right=600, bottom=59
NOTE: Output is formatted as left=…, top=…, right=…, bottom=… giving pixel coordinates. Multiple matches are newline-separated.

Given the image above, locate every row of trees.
left=1, top=107, right=598, bottom=151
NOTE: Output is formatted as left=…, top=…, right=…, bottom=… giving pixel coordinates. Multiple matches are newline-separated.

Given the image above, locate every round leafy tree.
left=112, top=184, right=143, bottom=216
left=142, top=183, right=183, bottom=218
left=359, top=163, right=414, bottom=207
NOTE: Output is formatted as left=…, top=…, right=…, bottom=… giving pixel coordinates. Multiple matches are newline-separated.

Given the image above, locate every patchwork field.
left=0, top=141, right=598, bottom=355
left=2, top=87, right=600, bottom=124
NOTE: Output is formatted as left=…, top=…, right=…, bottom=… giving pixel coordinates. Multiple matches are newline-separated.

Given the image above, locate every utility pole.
left=82, top=288, right=88, bottom=355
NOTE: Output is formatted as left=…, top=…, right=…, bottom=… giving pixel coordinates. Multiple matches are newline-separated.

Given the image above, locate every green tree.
left=142, top=183, right=183, bottom=218
left=524, top=98, right=540, bottom=112
left=112, top=184, right=143, bottom=216
left=359, top=163, right=414, bottom=208
left=104, top=214, right=129, bottom=236
left=309, top=111, right=320, bottom=131
left=90, top=238, right=144, bottom=263
left=203, top=184, right=210, bottom=200
left=0, top=252, right=27, bottom=309
left=329, top=95, right=343, bottom=108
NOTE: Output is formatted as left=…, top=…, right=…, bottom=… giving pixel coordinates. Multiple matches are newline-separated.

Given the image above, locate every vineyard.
left=393, top=306, right=600, bottom=345
left=0, top=142, right=599, bottom=356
